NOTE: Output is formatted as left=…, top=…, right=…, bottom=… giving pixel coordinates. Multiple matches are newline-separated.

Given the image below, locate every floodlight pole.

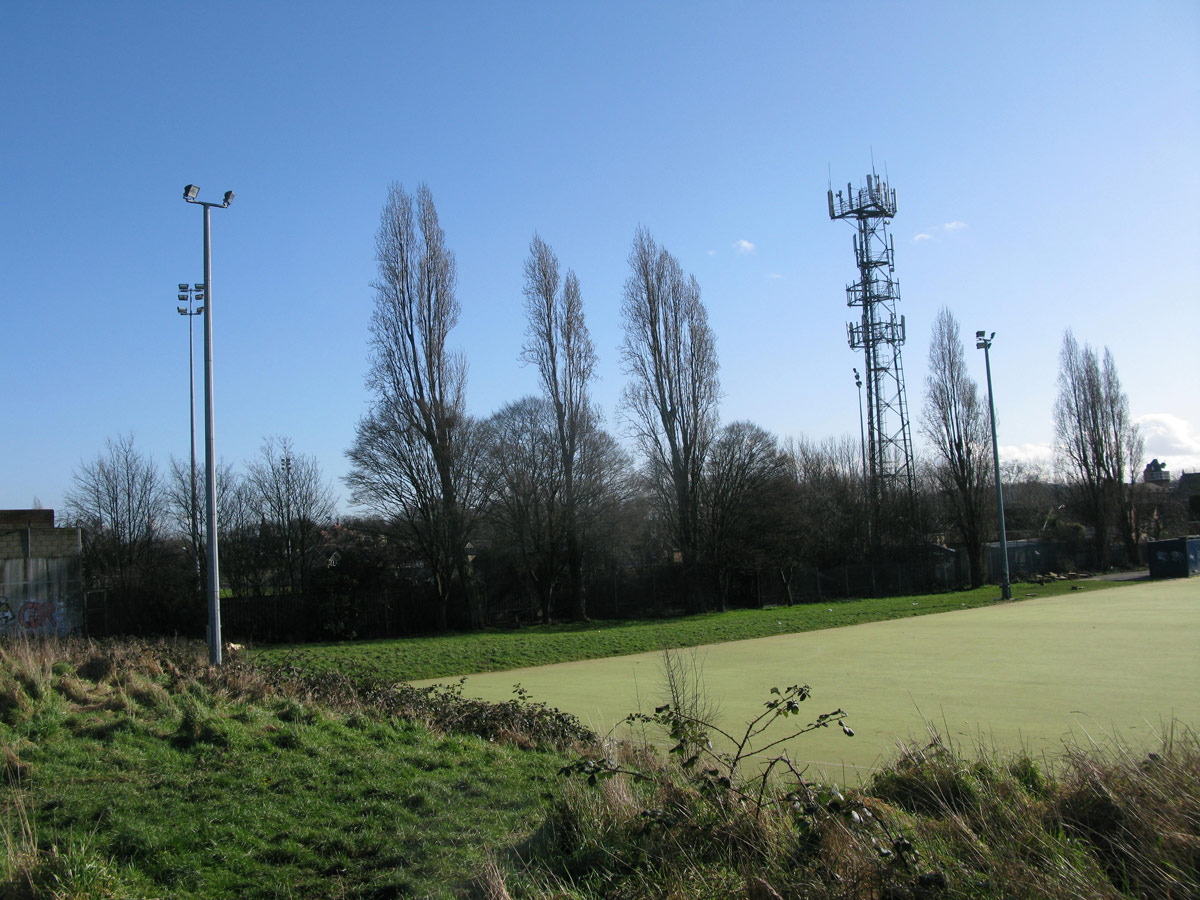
left=177, top=285, right=205, bottom=586
left=853, top=368, right=867, bottom=486
left=976, top=331, right=1011, bottom=600
left=183, top=186, right=233, bottom=664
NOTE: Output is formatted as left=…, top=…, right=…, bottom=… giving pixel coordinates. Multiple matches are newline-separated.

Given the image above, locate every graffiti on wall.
left=0, top=595, right=58, bottom=634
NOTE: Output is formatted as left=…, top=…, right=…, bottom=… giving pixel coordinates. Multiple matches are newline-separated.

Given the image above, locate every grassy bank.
left=0, top=638, right=587, bottom=899
left=255, top=580, right=1120, bottom=682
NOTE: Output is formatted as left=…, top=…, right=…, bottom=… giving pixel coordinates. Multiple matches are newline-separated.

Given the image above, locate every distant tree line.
left=62, top=183, right=1187, bottom=641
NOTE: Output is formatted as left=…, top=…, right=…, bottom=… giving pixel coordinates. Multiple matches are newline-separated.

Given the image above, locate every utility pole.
left=176, top=284, right=206, bottom=586
left=182, top=184, right=234, bottom=665
left=976, top=331, right=1011, bottom=600
left=853, top=367, right=867, bottom=485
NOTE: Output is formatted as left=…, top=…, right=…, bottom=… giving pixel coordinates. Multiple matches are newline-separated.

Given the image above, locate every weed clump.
left=869, top=737, right=981, bottom=816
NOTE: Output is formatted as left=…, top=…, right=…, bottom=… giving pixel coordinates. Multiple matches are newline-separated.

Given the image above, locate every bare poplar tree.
left=921, top=308, right=992, bottom=587
left=522, top=234, right=597, bottom=620
left=345, top=183, right=481, bottom=630
left=1053, top=331, right=1143, bottom=568
left=1105, top=351, right=1146, bottom=561
left=620, top=228, right=719, bottom=611
left=246, top=436, right=336, bottom=597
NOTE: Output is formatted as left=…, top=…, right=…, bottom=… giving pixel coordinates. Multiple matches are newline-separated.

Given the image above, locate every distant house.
left=0, top=509, right=84, bottom=637
left=1143, top=458, right=1171, bottom=485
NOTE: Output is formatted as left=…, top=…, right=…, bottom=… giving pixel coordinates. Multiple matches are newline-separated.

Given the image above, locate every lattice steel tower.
left=828, top=173, right=915, bottom=539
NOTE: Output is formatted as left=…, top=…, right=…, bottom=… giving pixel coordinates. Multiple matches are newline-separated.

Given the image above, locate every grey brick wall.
left=0, top=527, right=81, bottom=560
left=0, top=531, right=23, bottom=559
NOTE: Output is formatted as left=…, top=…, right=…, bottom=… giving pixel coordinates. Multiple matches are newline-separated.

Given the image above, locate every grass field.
left=254, top=579, right=1119, bottom=682
left=0, top=640, right=574, bottom=899
left=416, top=579, right=1200, bottom=780
left=5, top=583, right=1198, bottom=900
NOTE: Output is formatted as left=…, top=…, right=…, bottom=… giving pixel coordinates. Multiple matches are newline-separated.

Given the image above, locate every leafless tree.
left=246, top=436, right=337, bottom=597
left=165, top=455, right=239, bottom=593
left=481, top=396, right=565, bottom=624
left=522, top=235, right=597, bottom=620
left=573, top=416, right=636, bottom=556
left=1053, top=331, right=1143, bottom=568
left=345, top=183, right=481, bottom=630
left=64, top=434, right=166, bottom=594
left=700, top=421, right=784, bottom=610
left=921, top=308, right=993, bottom=587
left=620, top=229, right=720, bottom=611
left=481, top=394, right=634, bottom=624
left=783, top=435, right=870, bottom=571
left=215, top=473, right=267, bottom=600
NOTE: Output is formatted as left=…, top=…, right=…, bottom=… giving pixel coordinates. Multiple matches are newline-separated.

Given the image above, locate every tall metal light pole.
left=282, top=454, right=293, bottom=592
left=176, top=284, right=206, bottom=585
left=182, top=184, right=234, bottom=664
left=976, top=331, right=1011, bottom=600
left=853, top=368, right=867, bottom=486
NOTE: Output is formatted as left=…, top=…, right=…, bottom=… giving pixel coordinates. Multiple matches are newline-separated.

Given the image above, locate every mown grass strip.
left=255, top=580, right=1123, bottom=682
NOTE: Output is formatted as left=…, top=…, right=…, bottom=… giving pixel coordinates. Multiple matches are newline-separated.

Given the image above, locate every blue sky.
left=3, top=1, right=1198, bottom=513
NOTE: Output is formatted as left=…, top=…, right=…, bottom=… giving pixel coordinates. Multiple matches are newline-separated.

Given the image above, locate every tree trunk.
left=567, top=529, right=586, bottom=621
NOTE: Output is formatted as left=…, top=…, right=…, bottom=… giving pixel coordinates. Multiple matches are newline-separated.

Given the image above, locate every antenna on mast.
left=827, top=166, right=916, bottom=546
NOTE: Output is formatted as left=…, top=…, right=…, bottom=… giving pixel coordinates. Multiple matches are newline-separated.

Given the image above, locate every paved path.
left=425, top=579, right=1200, bottom=781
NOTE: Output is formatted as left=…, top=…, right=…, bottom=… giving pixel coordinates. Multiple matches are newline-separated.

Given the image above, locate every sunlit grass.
left=256, top=580, right=1124, bottom=682
left=0, top=637, right=567, bottom=899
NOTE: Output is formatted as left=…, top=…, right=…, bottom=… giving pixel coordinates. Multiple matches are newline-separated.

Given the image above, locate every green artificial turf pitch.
left=419, top=579, right=1200, bottom=781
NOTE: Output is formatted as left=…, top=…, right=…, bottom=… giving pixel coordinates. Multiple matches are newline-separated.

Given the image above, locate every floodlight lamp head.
left=178, top=283, right=189, bottom=292
left=976, top=330, right=986, bottom=340
left=183, top=184, right=200, bottom=201
left=196, top=306, right=205, bottom=314
left=178, top=294, right=188, bottom=303
left=177, top=307, right=187, bottom=315
left=222, top=190, right=234, bottom=206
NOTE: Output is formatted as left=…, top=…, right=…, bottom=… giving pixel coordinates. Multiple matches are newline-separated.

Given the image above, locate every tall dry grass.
left=487, top=650, right=1199, bottom=900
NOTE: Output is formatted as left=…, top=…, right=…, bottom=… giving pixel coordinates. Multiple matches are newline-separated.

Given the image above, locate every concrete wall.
left=0, top=523, right=84, bottom=637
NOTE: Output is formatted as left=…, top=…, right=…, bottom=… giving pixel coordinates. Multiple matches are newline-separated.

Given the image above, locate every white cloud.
left=912, top=222, right=967, bottom=244
left=768, top=272, right=783, bottom=280
left=999, top=442, right=1053, bottom=467
left=732, top=239, right=756, bottom=255
left=706, top=249, right=717, bottom=256
left=1136, top=412, right=1200, bottom=473
left=994, top=416, right=1200, bottom=477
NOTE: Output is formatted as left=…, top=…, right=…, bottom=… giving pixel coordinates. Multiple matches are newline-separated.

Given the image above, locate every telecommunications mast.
left=828, top=172, right=916, bottom=541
